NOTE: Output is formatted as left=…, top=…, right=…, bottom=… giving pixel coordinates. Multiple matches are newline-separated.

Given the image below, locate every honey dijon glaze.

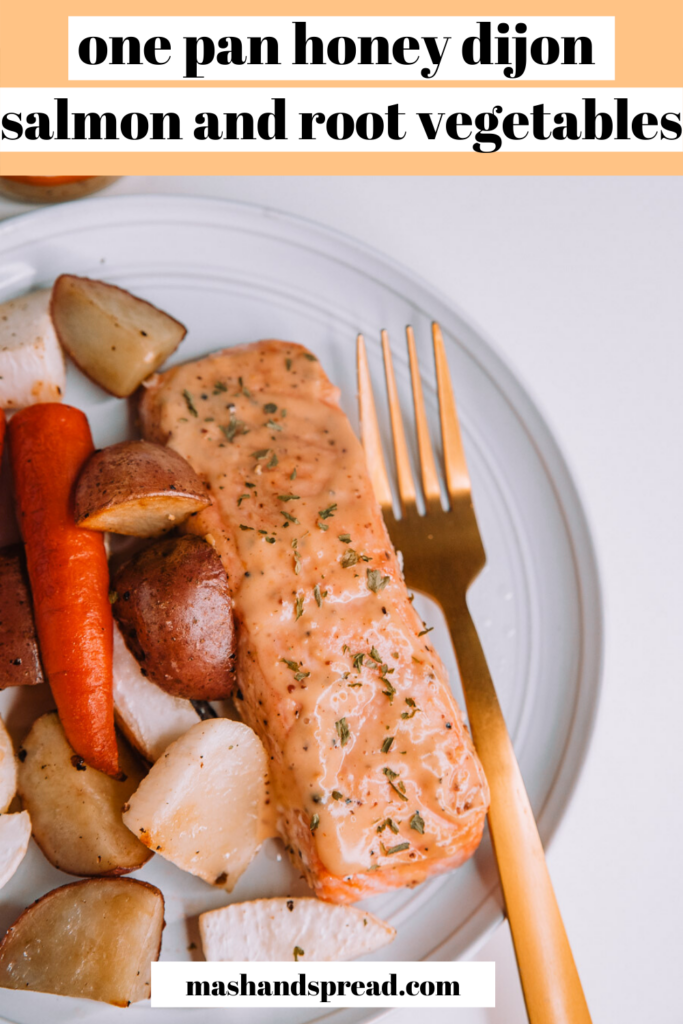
left=139, top=341, right=488, bottom=903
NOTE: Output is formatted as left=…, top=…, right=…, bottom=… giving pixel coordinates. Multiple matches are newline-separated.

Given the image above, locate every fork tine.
left=357, top=334, right=393, bottom=510
left=433, top=322, right=472, bottom=501
left=406, top=326, right=441, bottom=511
left=381, top=329, right=417, bottom=510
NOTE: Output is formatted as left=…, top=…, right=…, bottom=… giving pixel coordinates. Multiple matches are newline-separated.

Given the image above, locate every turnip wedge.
left=0, top=811, right=31, bottom=890
left=122, top=718, right=269, bottom=890
left=50, top=274, right=186, bottom=397
left=0, top=877, right=164, bottom=1005
left=0, top=289, right=65, bottom=409
left=200, top=898, right=396, bottom=961
left=112, top=624, right=199, bottom=764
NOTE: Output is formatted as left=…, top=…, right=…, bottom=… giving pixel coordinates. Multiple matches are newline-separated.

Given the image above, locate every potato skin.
left=0, top=544, right=44, bottom=688
left=0, top=877, right=164, bottom=1005
left=74, top=439, right=210, bottom=536
left=18, top=711, right=152, bottom=877
left=112, top=535, right=236, bottom=700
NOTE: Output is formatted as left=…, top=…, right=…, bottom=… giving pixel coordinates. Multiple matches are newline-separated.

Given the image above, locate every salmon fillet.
left=139, top=341, right=489, bottom=903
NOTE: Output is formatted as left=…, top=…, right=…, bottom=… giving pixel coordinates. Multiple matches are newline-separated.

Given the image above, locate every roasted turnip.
left=50, top=274, right=186, bottom=397
left=123, top=718, right=268, bottom=890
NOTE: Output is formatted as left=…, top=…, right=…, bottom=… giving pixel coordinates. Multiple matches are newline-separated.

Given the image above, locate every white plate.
left=0, top=195, right=602, bottom=1024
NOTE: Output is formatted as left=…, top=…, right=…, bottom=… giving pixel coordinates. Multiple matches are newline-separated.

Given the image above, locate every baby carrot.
left=8, top=403, right=118, bottom=776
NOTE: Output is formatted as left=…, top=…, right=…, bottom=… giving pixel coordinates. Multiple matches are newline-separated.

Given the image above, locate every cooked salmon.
left=139, top=341, right=489, bottom=903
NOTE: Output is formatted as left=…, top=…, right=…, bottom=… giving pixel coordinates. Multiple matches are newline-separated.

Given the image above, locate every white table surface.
left=1, top=175, right=681, bottom=1024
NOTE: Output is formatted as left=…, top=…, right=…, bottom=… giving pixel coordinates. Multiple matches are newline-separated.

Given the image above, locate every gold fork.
left=357, top=323, right=592, bottom=1024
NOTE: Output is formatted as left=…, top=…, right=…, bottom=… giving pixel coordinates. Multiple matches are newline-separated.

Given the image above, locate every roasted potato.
left=0, top=811, right=31, bottom=890
left=123, top=718, right=268, bottom=890
left=200, top=898, right=396, bottom=962
left=0, top=289, right=65, bottom=409
left=74, top=439, right=210, bottom=537
left=0, top=545, right=44, bottom=689
left=0, top=715, right=17, bottom=813
left=50, top=274, right=186, bottom=398
left=18, top=711, right=152, bottom=877
left=0, top=877, right=164, bottom=1005
left=113, top=623, right=199, bottom=762
left=112, top=534, right=236, bottom=700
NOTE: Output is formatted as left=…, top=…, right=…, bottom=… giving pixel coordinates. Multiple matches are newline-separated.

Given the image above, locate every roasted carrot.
left=8, top=404, right=118, bottom=776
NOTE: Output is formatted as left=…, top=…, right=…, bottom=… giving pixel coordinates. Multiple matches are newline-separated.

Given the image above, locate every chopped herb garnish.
left=332, top=791, right=344, bottom=800
left=238, top=377, right=253, bottom=399
left=418, top=626, right=434, bottom=637
left=340, top=549, right=359, bottom=568
left=317, top=521, right=329, bottom=531
left=367, top=569, right=390, bottom=593
left=108, top=590, right=118, bottom=604
left=369, top=647, right=382, bottom=663
left=267, top=420, right=282, bottom=432
left=342, top=644, right=350, bottom=654
left=237, top=494, right=250, bottom=506
left=281, top=510, right=299, bottom=525
left=368, top=864, right=380, bottom=872
left=295, top=595, right=304, bottom=620
left=267, top=451, right=279, bottom=469
left=293, top=945, right=304, bottom=961
left=338, top=533, right=352, bottom=543
left=318, top=503, right=337, bottom=520
left=385, top=842, right=410, bottom=855
left=182, top=390, right=198, bottom=417
left=313, top=584, right=323, bottom=607
left=278, top=494, right=300, bottom=502
left=310, top=814, right=320, bottom=832
left=290, top=468, right=297, bottom=480
left=381, top=736, right=394, bottom=754
left=266, top=536, right=276, bottom=544
left=335, top=718, right=350, bottom=747
left=213, top=381, right=228, bottom=393
left=377, top=818, right=400, bottom=834
left=285, top=358, right=292, bottom=371
left=352, top=652, right=365, bottom=672
left=239, top=524, right=254, bottom=531
left=410, top=810, right=425, bottom=834
left=382, top=766, right=408, bottom=800
left=382, top=678, right=396, bottom=702
left=294, top=551, right=302, bottom=575
left=401, top=697, right=420, bottom=719
left=252, top=449, right=271, bottom=460
left=304, top=353, right=317, bottom=361
left=221, top=413, right=249, bottom=443
left=263, top=402, right=278, bottom=414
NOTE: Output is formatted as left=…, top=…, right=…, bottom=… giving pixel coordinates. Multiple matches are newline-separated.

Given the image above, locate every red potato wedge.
left=0, top=545, right=45, bottom=689
left=199, top=898, right=396, bottom=962
left=0, top=716, right=17, bottom=813
left=0, top=877, right=164, bottom=1005
left=50, top=274, right=187, bottom=398
left=113, top=623, right=200, bottom=763
left=0, top=812, right=31, bottom=890
left=112, top=534, right=236, bottom=701
left=17, top=711, right=152, bottom=877
left=0, top=289, right=65, bottom=409
left=122, top=718, right=269, bottom=891
left=8, top=404, right=118, bottom=776
left=74, top=439, right=210, bottom=537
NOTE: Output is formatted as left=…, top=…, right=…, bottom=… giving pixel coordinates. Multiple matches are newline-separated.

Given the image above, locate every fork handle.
left=444, top=595, right=592, bottom=1024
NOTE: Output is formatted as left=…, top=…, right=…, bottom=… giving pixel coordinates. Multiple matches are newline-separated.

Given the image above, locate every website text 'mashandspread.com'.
left=151, top=962, right=496, bottom=1008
